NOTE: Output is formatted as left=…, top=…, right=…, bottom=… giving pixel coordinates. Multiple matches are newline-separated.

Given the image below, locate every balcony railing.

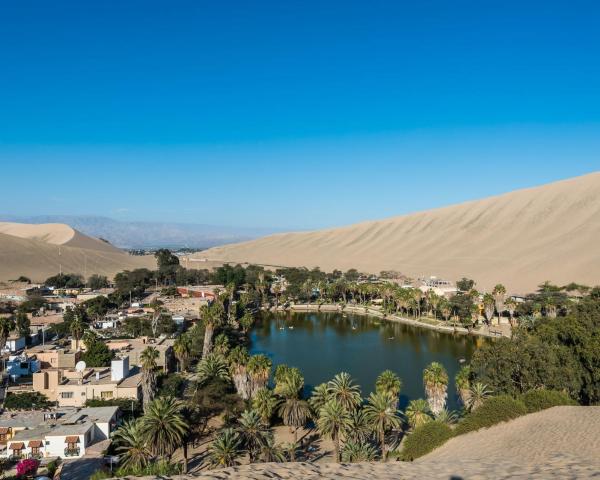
left=64, top=447, right=80, bottom=457
left=9, top=453, right=25, bottom=461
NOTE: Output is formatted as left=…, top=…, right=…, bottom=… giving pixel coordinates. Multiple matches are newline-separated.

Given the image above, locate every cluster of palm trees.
left=202, top=360, right=491, bottom=468
left=113, top=396, right=188, bottom=475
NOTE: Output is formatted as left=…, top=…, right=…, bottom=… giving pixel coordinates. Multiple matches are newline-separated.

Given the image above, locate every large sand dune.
left=0, top=222, right=155, bottom=282
left=201, top=173, right=600, bottom=292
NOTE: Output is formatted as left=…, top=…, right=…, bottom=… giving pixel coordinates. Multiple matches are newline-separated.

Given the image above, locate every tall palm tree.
left=483, top=293, right=496, bottom=325
left=140, top=346, right=159, bottom=410
left=140, top=396, right=188, bottom=459
left=405, top=399, right=433, bottom=429
left=173, top=334, right=192, bottom=372
left=455, top=365, right=472, bottom=408
left=196, top=352, right=230, bottom=385
left=213, top=333, right=230, bottom=357
left=247, top=354, right=272, bottom=397
left=70, top=314, right=85, bottom=351
left=201, top=301, right=225, bottom=358
left=317, top=398, right=352, bottom=462
left=467, top=383, right=492, bottom=411
left=0, top=317, right=15, bottom=352
left=364, top=391, right=402, bottom=461
left=113, top=419, right=151, bottom=471
left=423, top=362, right=449, bottom=415
left=277, top=372, right=310, bottom=452
left=240, top=312, right=255, bottom=334
left=252, top=387, right=279, bottom=426
left=228, top=346, right=251, bottom=399
left=492, top=284, right=507, bottom=324
left=236, top=410, right=271, bottom=463
left=341, top=440, right=377, bottom=463
left=375, top=370, right=402, bottom=408
left=327, top=372, right=362, bottom=412
left=224, top=282, right=236, bottom=326
left=505, top=298, right=517, bottom=326
left=209, top=428, right=242, bottom=468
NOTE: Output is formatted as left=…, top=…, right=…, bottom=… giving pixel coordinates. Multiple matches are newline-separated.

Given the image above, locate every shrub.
left=454, top=395, right=527, bottom=436
left=46, top=458, right=60, bottom=477
left=4, top=392, right=52, bottom=410
left=400, top=421, right=453, bottom=461
left=519, top=389, right=577, bottom=413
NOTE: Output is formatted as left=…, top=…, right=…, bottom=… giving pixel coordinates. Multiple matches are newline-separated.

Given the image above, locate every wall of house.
left=44, top=433, right=86, bottom=458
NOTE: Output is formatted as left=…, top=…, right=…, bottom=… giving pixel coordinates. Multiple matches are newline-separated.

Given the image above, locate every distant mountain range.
left=0, top=215, right=279, bottom=249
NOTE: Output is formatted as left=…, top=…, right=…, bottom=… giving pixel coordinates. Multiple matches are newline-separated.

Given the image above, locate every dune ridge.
left=0, top=223, right=155, bottom=282
left=201, top=172, right=600, bottom=292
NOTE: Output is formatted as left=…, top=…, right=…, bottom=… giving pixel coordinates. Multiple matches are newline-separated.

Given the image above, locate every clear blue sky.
left=1, top=1, right=599, bottom=229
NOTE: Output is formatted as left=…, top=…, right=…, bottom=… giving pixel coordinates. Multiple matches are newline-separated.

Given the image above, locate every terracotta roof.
left=28, top=440, right=43, bottom=448
left=65, top=436, right=80, bottom=443
left=10, top=442, right=24, bottom=449
left=0, top=427, right=9, bottom=434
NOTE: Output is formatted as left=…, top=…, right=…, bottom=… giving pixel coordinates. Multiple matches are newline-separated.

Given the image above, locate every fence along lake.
left=250, top=311, right=482, bottom=410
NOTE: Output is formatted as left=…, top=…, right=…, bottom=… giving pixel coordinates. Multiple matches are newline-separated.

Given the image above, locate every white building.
left=2, top=406, right=119, bottom=460
left=2, top=336, right=26, bottom=354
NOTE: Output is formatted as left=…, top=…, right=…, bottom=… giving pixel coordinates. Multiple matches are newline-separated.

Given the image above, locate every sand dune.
left=139, top=406, right=599, bottom=479
left=0, top=222, right=155, bottom=282
left=201, top=173, right=600, bottom=292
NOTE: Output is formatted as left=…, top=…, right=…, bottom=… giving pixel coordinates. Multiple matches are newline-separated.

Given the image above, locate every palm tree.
left=492, top=284, right=507, bottom=324
left=423, top=362, right=449, bottom=415
left=0, top=317, right=15, bottom=352
left=277, top=373, right=310, bottom=452
left=375, top=370, right=402, bottom=408
left=252, top=388, right=279, bottom=426
left=505, top=298, right=517, bottom=326
left=434, top=409, right=459, bottom=425
left=240, top=312, right=254, bottom=334
left=228, top=346, right=251, bottom=399
left=209, top=428, right=242, bottom=469
left=70, top=314, right=85, bottom=351
left=405, top=399, right=433, bottom=429
left=483, top=293, right=496, bottom=325
left=308, top=383, right=330, bottom=416
left=196, top=352, right=230, bottom=385
left=201, top=301, right=225, bottom=358
left=341, top=440, right=377, bottom=462
left=247, top=354, right=272, bottom=397
left=237, top=410, right=271, bottom=463
left=140, top=346, right=159, bottom=410
left=113, top=418, right=152, bottom=471
left=467, top=383, right=492, bottom=411
left=173, top=334, right=192, bottom=372
left=327, top=372, right=362, bottom=412
left=317, top=399, right=352, bottom=462
left=364, top=391, right=402, bottom=461
left=455, top=365, right=471, bottom=408
left=260, top=437, right=286, bottom=463
left=224, top=282, right=236, bottom=326
left=140, top=396, right=187, bottom=459
left=347, top=407, right=372, bottom=443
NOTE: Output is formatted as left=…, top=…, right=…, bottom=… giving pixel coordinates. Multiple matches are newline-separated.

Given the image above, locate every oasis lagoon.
left=250, top=311, right=484, bottom=410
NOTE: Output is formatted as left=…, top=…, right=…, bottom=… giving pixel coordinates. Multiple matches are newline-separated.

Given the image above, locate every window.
left=31, top=447, right=40, bottom=455
left=61, top=392, right=73, bottom=399
left=101, top=391, right=113, bottom=399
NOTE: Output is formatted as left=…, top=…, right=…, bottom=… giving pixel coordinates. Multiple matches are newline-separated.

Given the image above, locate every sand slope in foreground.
left=202, top=173, right=600, bottom=292
left=142, top=406, right=599, bottom=479
left=0, top=223, right=155, bottom=282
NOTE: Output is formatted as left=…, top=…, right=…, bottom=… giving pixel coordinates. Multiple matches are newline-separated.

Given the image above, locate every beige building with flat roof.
left=104, top=336, right=175, bottom=373
left=26, top=344, right=80, bottom=369
left=33, top=357, right=142, bottom=407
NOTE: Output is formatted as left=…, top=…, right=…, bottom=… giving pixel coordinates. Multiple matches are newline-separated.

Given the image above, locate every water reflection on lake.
left=250, top=311, right=483, bottom=410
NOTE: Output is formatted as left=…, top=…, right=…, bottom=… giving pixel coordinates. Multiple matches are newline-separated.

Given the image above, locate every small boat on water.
left=459, top=358, right=466, bottom=364
left=288, top=326, right=294, bottom=330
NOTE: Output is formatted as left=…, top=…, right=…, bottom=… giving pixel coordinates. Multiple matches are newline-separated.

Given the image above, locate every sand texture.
left=130, top=406, right=600, bottom=479
left=201, top=173, right=600, bottom=292
left=0, top=222, right=155, bottom=282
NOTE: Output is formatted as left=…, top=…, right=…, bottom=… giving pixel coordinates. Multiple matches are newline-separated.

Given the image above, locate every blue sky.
left=1, top=1, right=599, bottom=229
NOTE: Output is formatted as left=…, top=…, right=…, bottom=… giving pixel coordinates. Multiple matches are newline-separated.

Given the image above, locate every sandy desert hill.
left=0, top=222, right=156, bottom=282
left=200, top=172, right=600, bottom=293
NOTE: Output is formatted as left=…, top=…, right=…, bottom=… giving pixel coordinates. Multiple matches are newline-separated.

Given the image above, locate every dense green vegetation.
left=400, top=421, right=453, bottom=461
left=453, top=395, right=527, bottom=436
left=4, top=392, right=53, bottom=410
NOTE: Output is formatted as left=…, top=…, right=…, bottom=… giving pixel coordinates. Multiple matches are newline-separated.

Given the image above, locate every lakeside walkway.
left=272, top=303, right=510, bottom=338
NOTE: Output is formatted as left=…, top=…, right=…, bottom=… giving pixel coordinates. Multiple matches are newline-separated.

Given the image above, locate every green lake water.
left=250, top=311, right=483, bottom=410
